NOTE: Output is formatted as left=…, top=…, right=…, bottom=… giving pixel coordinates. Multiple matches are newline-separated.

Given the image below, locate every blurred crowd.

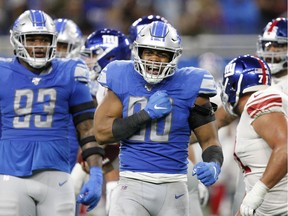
left=0, top=0, right=287, bottom=36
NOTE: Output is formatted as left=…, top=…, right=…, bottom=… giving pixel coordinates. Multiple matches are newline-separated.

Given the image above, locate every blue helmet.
left=80, top=28, right=131, bottom=80
left=221, top=55, right=271, bottom=116
left=54, top=18, right=83, bottom=58
left=129, top=15, right=168, bottom=43
left=257, top=17, right=287, bottom=75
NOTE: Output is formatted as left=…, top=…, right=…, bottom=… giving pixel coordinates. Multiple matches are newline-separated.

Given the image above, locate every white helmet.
left=54, top=18, right=83, bottom=58
left=133, top=21, right=182, bottom=84
left=10, top=10, right=57, bottom=68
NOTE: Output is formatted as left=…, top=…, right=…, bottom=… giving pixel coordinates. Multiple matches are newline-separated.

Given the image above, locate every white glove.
left=240, top=180, right=269, bottom=216
left=70, top=163, right=89, bottom=195
left=198, top=181, right=209, bottom=207
left=106, top=181, right=118, bottom=214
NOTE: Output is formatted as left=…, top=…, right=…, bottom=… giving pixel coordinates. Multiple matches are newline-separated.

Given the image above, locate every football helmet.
left=10, top=10, right=57, bottom=68
left=129, top=15, right=168, bottom=43
left=54, top=18, right=83, bottom=58
left=221, top=55, right=271, bottom=116
left=257, top=17, right=287, bottom=75
left=133, top=21, right=182, bottom=84
left=80, top=28, right=131, bottom=80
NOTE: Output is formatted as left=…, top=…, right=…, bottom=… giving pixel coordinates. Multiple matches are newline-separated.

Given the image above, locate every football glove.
left=144, top=90, right=172, bottom=119
left=76, top=166, right=103, bottom=212
left=240, top=180, right=269, bottom=216
left=192, top=162, right=221, bottom=186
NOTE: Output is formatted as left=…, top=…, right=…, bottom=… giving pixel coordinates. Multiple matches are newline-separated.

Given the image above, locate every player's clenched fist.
left=144, top=90, right=172, bottom=119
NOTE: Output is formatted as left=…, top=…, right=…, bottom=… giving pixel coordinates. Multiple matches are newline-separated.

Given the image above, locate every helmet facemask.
left=257, top=40, right=287, bottom=75
left=10, top=32, right=57, bottom=68
left=133, top=45, right=181, bottom=84
left=257, top=17, right=288, bottom=75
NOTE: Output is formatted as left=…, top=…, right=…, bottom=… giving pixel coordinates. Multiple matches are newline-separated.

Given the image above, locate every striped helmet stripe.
left=30, top=10, right=46, bottom=27
left=151, top=22, right=167, bottom=41
left=267, top=19, right=279, bottom=33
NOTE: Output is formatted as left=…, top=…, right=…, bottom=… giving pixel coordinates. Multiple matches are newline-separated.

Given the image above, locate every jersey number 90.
left=128, top=96, right=172, bottom=142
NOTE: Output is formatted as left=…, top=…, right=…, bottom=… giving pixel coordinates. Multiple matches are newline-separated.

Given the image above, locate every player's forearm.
left=215, top=106, right=237, bottom=129
left=77, top=120, right=104, bottom=167
left=96, top=110, right=151, bottom=144
left=188, top=132, right=198, bottom=145
left=94, top=117, right=119, bottom=144
left=260, top=145, right=287, bottom=189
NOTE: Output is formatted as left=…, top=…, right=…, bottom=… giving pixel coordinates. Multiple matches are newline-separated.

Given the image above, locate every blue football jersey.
left=98, top=60, right=217, bottom=175
left=0, top=57, right=95, bottom=176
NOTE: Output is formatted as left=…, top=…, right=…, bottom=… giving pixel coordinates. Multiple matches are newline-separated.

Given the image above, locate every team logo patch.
left=32, top=77, right=41, bottom=85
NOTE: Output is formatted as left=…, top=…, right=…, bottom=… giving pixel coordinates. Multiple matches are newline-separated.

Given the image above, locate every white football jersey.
left=234, top=87, right=288, bottom=215
left=271, top=74, right=288, bottom=96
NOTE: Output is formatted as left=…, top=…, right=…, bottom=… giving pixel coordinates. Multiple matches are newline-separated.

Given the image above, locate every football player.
left=221, top=55, right=287, bottom=216
left=0, top=10, right=103, bottom=215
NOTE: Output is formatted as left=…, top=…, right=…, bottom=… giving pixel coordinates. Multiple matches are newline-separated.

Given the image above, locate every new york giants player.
left=94, top=21, right=223, bottom=216
left=221, top=55, right=288, bottom=216
left=0, top=10, right=103, bottom=215
left=188, top=17, right=288, bottom=215
left=257, top=17, right=287, bottom=95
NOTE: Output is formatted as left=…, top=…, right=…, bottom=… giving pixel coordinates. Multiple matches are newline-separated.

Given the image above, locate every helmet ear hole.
left=231, top=82, right=237, bottom=91
left=138, top=48, right=144, bottom=58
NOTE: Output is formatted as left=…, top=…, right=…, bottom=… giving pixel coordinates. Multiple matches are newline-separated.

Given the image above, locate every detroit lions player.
left=72, top=28, right=131, bottom=215
left=0, top=10, right=103, bottom=215
left=54, top=18, right=83, bottom=59
left=94, top=21, right=223, bottom=216
left=54, top=18, right=84, bottom=172
left=129, top=15, right=210, bottom=216
left=221, top=55, right=288, bottom=216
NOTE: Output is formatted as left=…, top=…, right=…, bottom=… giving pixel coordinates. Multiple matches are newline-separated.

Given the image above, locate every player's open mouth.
left=34, top=52, right=45, bottom=58
left=147, top=66, right=160, bottom=75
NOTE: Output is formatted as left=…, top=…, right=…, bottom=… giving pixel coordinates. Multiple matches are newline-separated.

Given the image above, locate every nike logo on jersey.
left=154, top=104, right=167, bottom=110
left=58, top=180, right=68, bottom=187
left=175, top=194, right=184, bottom=199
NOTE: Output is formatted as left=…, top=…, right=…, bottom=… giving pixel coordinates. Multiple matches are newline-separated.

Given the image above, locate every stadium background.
left=0, top=0, right=286, bottom=215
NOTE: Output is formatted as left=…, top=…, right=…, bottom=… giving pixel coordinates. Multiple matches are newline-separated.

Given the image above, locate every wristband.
left=202, top=145, right=223, bottom=166
left=79, top=136, right=96, bottom=147
left=82, top=147, right=105, bottom=160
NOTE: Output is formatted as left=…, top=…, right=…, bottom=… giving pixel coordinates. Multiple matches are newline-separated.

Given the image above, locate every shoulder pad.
left=74, top=63, right=90, bottom=83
